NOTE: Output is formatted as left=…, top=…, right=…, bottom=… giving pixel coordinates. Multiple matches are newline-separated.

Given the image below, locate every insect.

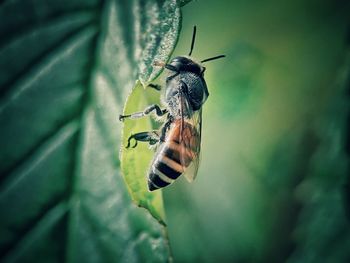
left=119, top=26, right=225, bottom=191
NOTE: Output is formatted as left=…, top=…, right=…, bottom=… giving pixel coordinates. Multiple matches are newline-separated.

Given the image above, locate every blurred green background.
left=163, top=0, right=350, bottom=262
left=0, top=0, right=349, bottom=262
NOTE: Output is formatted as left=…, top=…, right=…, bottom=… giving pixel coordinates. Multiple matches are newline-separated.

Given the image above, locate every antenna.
left=188, top=26, right=197, bottom=56
left=200, top=55, right=226, bottom=63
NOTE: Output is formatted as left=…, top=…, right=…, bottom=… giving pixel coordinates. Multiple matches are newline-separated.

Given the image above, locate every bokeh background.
left=0, top=0, right=349, bottom=262
left=163, top=0, right=350, bottom=262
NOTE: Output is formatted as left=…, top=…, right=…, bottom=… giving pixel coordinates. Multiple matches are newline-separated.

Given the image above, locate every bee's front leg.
left=126, top=131, right=160, bottom=148
left=147, top=83, right=162, bottom=91
left=119, top=104, right=167, bottom=121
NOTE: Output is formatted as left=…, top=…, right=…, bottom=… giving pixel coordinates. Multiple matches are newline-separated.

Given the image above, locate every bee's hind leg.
left=159, top=116, right=173, bottom=142
left=126, top=131, right=160, bottom=148
left=119, top=104, right=167, bottom=121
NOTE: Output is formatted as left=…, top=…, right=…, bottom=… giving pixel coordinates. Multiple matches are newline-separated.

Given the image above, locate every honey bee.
left=120, top=27, right=225, bottom=191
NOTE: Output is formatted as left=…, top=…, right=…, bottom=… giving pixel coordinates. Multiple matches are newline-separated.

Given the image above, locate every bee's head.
left=153, top=26, right=225, bottom=75
left=167, top=56, right=204, bottom=75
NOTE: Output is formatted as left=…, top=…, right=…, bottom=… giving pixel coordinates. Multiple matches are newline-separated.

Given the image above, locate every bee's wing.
left=178, top=85, right=202, bottom=183
left=182, top=109, right=202, bottom=183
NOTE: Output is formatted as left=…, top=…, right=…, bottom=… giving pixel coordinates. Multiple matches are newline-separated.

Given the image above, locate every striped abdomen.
left=148, top=120, right=199, bottom=191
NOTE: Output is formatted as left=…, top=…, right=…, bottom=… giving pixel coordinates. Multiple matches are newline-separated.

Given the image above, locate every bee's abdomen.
left=148, top=124, right=195, bottom=191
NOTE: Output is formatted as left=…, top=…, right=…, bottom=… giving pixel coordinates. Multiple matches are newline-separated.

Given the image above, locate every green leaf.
left=120, top=81, right=165, bottom=225
left=0, top=0, right=184, bottom=262
left=119, top=0, right=184, bottom=224
left=137, top=0, right=182, bottom=84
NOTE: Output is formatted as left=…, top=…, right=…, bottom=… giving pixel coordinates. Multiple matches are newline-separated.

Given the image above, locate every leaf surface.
left=120, top=82, right=165, bottom=225
left=0, top=0, right=185, bottom=262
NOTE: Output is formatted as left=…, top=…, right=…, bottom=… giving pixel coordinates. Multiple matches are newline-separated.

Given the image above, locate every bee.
left=120, top=26, right=225, bottom=191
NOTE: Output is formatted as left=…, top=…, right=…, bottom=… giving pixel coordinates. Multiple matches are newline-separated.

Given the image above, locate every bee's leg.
left=147, top=83, right=161, bottom=91
left=159, top=116, right=173, bottom=142
left=119, top=104, right=168, bottom=121
left=126, top=131, right=160, bottom=148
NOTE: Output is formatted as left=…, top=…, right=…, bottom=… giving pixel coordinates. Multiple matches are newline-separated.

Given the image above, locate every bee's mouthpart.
left=153, top=61, right=166, bottom=67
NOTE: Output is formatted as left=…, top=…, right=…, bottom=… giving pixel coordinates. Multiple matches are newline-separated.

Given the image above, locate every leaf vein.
left=0, top=25, right=97, bottom=112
